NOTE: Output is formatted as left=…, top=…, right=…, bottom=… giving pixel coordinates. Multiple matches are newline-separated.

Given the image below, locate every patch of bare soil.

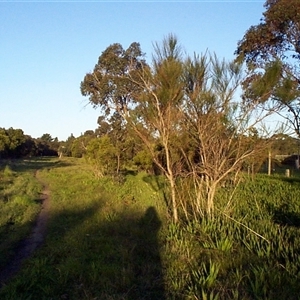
left=0, top=170, right=50, bottom=287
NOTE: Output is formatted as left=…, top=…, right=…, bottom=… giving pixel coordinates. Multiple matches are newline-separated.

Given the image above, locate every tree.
left=133, top=149, right=154, bottom=173
left=177, top=53, right=272, bottom=219
left=36, top=133, right=58, bottom=157
left=81, top=35, right=274, bottom=222
left=81, top=42, right=146, bottom=117
left=130, top=34, right=185, bottom=222
left=18, top=135, right=38, bottom=157
left=236, top=0, right=300, bottom=136
left=40, top=133, right=54, bottom=143
left=81, top=36, right=185, bottom=221
left=0, top=127, right=26, bottom=158
left=85, top=136, right=117, bottom=178
left=272, top=133, right=300, bottom=155
left=0, top=128, right=10, bottom=155
left=61, top=134, right=76, bottom=157
left=96, top=113, right=138, bottom=172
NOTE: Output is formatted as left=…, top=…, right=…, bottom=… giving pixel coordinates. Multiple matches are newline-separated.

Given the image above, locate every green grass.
left=0, top=161, right=43, bottom=269
left=0, top=158, right=167, bottom=299
left=163, top=173, right=300, bottom=299
left=1, top=158, right=300, bottom=299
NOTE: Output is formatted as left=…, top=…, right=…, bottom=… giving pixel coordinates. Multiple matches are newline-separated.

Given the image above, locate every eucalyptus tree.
left=236, top=0, right=300, bottom=136
left=81, top=42, right=146, bottom=117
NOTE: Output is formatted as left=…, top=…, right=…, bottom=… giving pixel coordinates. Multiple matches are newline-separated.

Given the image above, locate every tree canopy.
left=236, top=0, right=300, bottom=135
left=0, top=128, right=58, bottom=158
left=80, top=42, right=147, bottom=117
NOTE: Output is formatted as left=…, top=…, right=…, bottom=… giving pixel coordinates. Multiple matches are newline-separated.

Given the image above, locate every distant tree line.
left=0, top=127, right=58, bottom=159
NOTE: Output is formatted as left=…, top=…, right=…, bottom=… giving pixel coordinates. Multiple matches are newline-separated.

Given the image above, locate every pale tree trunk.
left=206, top=182, right=217, bottom=219
left=268, top=150, right=272, bottom=176
left=164, top=143, right=178, bottom=223
left=116, top=153, right=120, bottom=174
left=168, top=174, right=178, bottom=223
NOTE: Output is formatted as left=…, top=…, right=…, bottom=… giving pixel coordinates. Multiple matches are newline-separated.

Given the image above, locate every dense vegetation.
left=0, top=158, right=300, bottom=299
left=0, top=128, right=59, bottom=158
left=1, top=0, right=300, bottom=298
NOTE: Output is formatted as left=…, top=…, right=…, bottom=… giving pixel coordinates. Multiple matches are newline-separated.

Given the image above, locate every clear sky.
left=0, top=0, right=266, bottom=141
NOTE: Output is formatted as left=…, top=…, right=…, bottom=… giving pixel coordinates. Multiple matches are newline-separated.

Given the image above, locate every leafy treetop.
left=235, top=0, right=300, bottom=136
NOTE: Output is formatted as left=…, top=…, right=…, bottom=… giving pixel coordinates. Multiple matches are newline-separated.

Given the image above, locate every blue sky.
left=0, top=1, right=266, bottom=141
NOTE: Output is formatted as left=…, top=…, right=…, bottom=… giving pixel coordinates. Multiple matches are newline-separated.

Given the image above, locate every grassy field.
left=0, top=159, right=45, bottom=270
left=0, top=158, right=300, bottom=299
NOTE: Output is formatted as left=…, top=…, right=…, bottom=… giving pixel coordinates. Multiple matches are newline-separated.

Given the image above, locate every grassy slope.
left=1, top=158, right=300, bottom=299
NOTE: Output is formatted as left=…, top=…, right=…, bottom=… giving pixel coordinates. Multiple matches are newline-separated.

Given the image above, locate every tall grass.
left=163, top=173, right=300, bottom=299
left=1, top=159, right=300, bottom=299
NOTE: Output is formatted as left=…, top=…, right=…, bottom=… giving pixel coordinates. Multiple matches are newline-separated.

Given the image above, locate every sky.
left=0, top=0, right=267, bottom=141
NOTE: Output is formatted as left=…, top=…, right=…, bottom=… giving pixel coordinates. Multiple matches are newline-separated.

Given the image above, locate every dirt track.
left=0, top=170, right=50, bottom=287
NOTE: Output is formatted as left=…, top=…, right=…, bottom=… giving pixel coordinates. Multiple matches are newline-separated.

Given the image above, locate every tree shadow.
left=0, top=157, right=71, bottom=173
left=0, top=198, right=103, bottom=288
left=272, top=204, right=300, bottom=227
left=130, top=206, right=165, bottom=299
left=0, top=202, right=166, bottom=299
left=143, top=174, right=170, bottom=212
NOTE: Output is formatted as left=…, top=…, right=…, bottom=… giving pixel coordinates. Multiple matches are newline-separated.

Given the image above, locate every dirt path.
left=0, top=170, right=50, bottom=287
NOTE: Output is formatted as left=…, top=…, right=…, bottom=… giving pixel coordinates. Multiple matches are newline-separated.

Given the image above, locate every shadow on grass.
left=0, top=157, right=71, bottom=173
left=143, top=174, right=170, bottom=213
left=0, top=203, right=166, bottom=299
left=131, top=206, right=165, bottom=299
left=272, top=204, right=300, bottom=227
left=279, top=176, right=300, bottom=185
left=84, top=206, right=166, bottom=299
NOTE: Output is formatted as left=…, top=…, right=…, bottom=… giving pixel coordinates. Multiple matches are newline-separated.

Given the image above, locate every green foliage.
left=133, top=149, right=154, bottom=172
left=39, top=133, right=53, bottom=143
left=70, top=138, right=84, bottom=158
left=85, top=136, right=117, bottom=177
left=80, top=42, right=146, bottom=116
left=0, top=127, right=60, bottom=159
left=0, top=127, right=26, bottom=158
left=272, top=133, right=300, bottom=156
left=236, top=0, right=300, bottom=136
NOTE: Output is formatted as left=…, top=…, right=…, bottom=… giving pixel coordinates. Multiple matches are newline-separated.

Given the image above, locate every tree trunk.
left=268, top=150, right=271, bottom=176
left=206, top=183, right=216, bottom=219
left=116, top=153, right=120, bottom=174
left=168, top=174, right=178, bottom=223
left=164, top=143, right=178, bottom=223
